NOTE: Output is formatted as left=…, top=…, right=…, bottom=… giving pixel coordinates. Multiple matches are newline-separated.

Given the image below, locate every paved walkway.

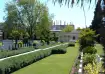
left=0, top=43, right=68, bottom=62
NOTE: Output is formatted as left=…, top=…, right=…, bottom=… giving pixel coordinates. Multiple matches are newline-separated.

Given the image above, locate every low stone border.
left=78, top=52, right=83, bottom=74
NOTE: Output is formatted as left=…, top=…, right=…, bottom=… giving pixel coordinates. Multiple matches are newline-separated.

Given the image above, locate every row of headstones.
left=78, top=52, right=83, bottom=74
left=0, top=40, right=39, bottom=50
left=0, top=40, right=56, bottom=50
left=1, top=43, right=33, bottom=50
left=15, top=43, right=31, bottom=48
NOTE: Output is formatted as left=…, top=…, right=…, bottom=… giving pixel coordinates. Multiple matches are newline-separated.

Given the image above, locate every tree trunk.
left=46, top=41, right=50, bottom=45
left=15, top=39, right=18, bottom=50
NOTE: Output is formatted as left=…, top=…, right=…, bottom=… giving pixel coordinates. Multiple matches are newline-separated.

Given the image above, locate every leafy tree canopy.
left=62, top=25, right=74, bottom=32
left=52, top=0, right=97, bottom=7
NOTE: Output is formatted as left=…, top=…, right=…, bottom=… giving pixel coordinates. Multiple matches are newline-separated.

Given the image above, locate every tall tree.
left=4, top=2, right=21, bottom=38
left=5, top=0, right=49, bottom=40
left=16, top=0, right=47, bottom=40
left=90, top=0, right=102, bottom=42
left=35, top=6, right=53, bottom=44
left=90, top=0, right=102, bottom=31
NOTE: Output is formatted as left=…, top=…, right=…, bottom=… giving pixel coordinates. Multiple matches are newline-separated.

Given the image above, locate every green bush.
left=79, top=28, right=95, bottom=51
left=75, top=40, right=79, bottom=43
left=83, top=46, right=97, bottom=54
left=0, top=44, right=68, bottom=74
left=33, top=41, right=39, bottom=49
left=68, top=42, right=75, bottom=47
left=84, top=62, right=102, bottom=74
left=52, top=45, right=68, bottom=54
left=33, top=41, right=39, bottom=45
left=83, top=53, right=96, bottom=66
left=18, top=41, right=23, bottom=48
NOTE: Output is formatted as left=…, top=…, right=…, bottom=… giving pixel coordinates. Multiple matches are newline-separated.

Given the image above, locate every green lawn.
left=12, top=44, right=79, bottom=74
left=95, top=44, right=104, bottom=55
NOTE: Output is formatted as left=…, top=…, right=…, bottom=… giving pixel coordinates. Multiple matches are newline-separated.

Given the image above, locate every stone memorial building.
left=51, top=21, right=80, bottom=42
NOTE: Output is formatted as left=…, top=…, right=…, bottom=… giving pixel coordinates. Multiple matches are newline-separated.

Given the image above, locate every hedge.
left=83, top=53, right=96, bottom=66
left=83, top=46, right=97, bottom=54
left=51, top=45, right=67, bottom=54
left=0, top=47, right=35, bottom=59
left=68, top=42, right=75, bottom=47
left=0, top=44, right=68, bottom=74
left=0, top=43, right=61, bottom=59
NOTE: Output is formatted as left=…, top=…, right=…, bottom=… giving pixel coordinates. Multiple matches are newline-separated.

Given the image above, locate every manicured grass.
left=95, top=44, right=104, bottom=55
left=12, top=44, right=79, bottom=74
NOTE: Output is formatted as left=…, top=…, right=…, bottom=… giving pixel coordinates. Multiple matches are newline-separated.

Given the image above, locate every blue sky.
left=0, top=0, right=96, bottom=28
left=0, top=0, right=6, bottom=22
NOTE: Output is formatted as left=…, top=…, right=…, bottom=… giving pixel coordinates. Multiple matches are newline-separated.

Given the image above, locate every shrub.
left=33, top=41, right=39, bottom=49
left=0, top=44, right=68, bottom=74
left=83, top=53, right=96, bottom=65
left=79, top=28, right=96, bottom=51
left=84, top=62, right=102, bottom=74
left=51, top=45, right=68, bottom=54
left=18, top=41, right=23, bottom=48
left=33, top=41, right=39, bottom=45
left=83, top=46, right=97, bottom=54
left=75, top=40, right=79, bottom=43
left=68, top=42, right=75, bottom=47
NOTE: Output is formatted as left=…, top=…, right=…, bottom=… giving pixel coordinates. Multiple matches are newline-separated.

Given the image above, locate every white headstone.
left=1, top=40, right=14, bottom=50
left=78, top=69, right=82, bottom=74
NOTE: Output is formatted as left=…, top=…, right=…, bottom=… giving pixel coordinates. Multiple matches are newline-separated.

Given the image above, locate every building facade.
left=58, top=30, right=80, bottom=42
left=51, top=21, right=80, bottom=42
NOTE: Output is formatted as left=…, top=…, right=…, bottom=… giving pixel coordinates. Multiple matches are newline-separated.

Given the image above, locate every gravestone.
left=1, top=40, right=14, bottom=50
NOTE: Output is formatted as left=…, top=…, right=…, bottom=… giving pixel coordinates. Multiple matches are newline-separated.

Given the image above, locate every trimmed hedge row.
left=52, top=45, right=67, bottom=54
left=0, top=44, right=68, bottom=74
left=0, top=47, right=35, bottom=59
left=68, top=42, right=75, bottom=47
left=0, top=43, right=61, bottom=59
